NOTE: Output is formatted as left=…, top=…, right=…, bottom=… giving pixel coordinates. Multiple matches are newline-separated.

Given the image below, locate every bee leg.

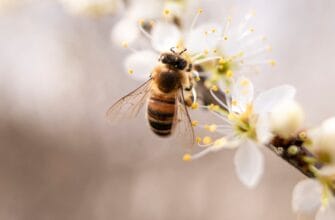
left=184, top=77, right=194, bottom=91
left=184, top=84, right=193, bottom=91
left=186, top=63, right=193, bottom=72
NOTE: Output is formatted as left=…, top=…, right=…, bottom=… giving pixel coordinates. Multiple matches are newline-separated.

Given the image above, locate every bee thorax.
left=156, top=70, right=181, bottom=93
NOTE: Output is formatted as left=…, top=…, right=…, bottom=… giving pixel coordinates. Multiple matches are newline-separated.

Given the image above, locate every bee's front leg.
left=182, top=71, right=196, bottom=107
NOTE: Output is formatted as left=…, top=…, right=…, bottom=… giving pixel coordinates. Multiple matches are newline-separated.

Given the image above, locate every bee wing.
left=106, top=79, right=152, bottom=122
left=173, top=88, right=195, bottom=147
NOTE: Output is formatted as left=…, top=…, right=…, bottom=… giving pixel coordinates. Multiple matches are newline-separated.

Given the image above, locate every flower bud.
left=310, top=117, right=335, bottom=164
left=270, top=100, right=304, bottom=139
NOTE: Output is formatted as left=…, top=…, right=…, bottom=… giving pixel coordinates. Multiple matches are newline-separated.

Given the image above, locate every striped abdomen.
left=147, top=94, right=176, bottom=136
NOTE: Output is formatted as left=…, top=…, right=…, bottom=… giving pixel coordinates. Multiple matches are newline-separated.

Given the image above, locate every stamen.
left=121, top=41, right=138, bottom=53
left=222, top=16, right=232, bottom=39
left=138, top=19, right=153, bottom=40
left=203, top=136, right=213, bottom=145
left=238, top=10, right=256, bottom=34
left=209, top=89, right=229, bottom=110
left=211, top=85, right=218, bottom=91
left=189, top=147, right=213, bottom=159
left=190, top=8, right=203, bottom=31
left=205, top=124, right=217, bottom=132
left=193, top=56, right=223, bottom=65
left=192, top=70, right=201, bottom=81
left=128, top=69, right=134, bottom=75
left=191, top=120, right=199, bottom=127
left=189, top=137, right=233, bottom=160
left=226, top=69, right=234, bottom=78
left=235, top=45, right=272, bottom=61
left=237, top=27, right=255, bottom=41
left=183, top=154, right=192, bottom=161
left=239, top=35, right=267, bottom=50
left=242, top=59, right=277, bottom=67
left=192, top=87, right=197, bottom=103
left=191, top=102, right=199, bottom=109
left=163, top=9, right=171, bottom=17
left=190, top=52, right=205, bottom=61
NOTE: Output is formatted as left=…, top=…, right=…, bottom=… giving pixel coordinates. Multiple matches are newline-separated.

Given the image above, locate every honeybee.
left=107, top=48, right=195, bottom=144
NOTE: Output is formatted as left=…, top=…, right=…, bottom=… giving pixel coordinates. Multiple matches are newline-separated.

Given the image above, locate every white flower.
left=310, top=117, right=335, bottom=165
left=270, top=100, right=305, bottom=139
left=123, top=18, right=223, bottom=81
left=111, top=0, right=164, bottom=46
left=59, top=0, right=122, bottom=16
left=0, top=0, right=33, bottom=12
left=199, top=11, right=275, bottom=87
left=292, top=179, right=335, bottom=220
left=234, top=140, right=264, bottom=188
left=185, top=77, right=296, bottom=188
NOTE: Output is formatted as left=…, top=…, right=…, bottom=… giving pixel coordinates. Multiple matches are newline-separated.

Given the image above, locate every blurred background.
left=0, top=0, right=334, bottom=219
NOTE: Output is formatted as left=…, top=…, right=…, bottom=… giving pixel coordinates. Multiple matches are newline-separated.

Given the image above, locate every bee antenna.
left=170, top=47, right=176, bottom=54
left=179, top=48, right=187, bottom=55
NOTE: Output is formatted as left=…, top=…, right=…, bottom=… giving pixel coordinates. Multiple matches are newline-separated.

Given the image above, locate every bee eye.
left=177, top=59, right=187, bottom=70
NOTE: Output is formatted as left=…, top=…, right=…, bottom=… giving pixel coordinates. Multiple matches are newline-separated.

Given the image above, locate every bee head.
left=159, top=48, right=188, bottom=70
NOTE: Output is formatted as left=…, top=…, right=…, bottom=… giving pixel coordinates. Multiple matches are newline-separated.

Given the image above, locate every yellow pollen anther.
left=208, top=124, right=217, bottom=132
left=203, top=49, right=209, bottom=55
left=299, top=132, right=307, bottom=140
left=249, top=27, right=255, bottom=32
left=196, top=137, right=202, bottom=143
left=198, top=8, right=203, bottom=14
left=183, top=154, right=192, bottom=161
left=204, top=31, right=208, bottom=36
left=213, top=138, right=226, bottom=149
left=211, top=85, right=219, bottom=91
left=128, top=69, right=134, bottom=74
left=211, top=28, right=216, bottom=33
left=195, top=76, right=201, bottom=82
left=191, top=120, right=199, bottom=127
left=226, top=70, right=234, bottom=78
left=232, top=99, right=238, bottom=106
left=213, top=49, right=217, bottom=53
left=138, top=19, right=145, bottom=25
left=268, top=59, right=277, bottom=66
left=163, top=9, right=171, bottom=16
left=224, top=89, right=231, bottom=94
left=223, top=36, right=228, bottom=41
left=240, top=79, right=250, bottom=87
left=203, top=136, right=213, bottom=145
left=238, top=51, right=244, bottom=57
left=121, top=41, right=128, bottom=48
left=207, top=104, right=220, bottom=112
left=191, top=102, right=199, bottom=109
left=219, top=58, right=226, bottom=64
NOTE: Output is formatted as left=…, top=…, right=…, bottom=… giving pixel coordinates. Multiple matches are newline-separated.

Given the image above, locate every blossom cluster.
left=58, top=0, right=335, bottom=219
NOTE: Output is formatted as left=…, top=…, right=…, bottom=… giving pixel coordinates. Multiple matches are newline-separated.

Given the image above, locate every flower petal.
left=256, top=114, right=273, bottom=144
left=124, top=50, right=158, bottom=81
left=111, top=18, right=139, bottom=46
left=186, top=22, right=222, bottom=54
left=151, top=22, right=181, bottom=52
left=270, top=100, right=304, bottom=139
left=253, top=85, right=296, bottom=114
left=292, top=179, right=322, bottom=214
left=127, top=0, right=163, bottom=20
left=231, top=76, right=254, bottom=113
left=234, top=141, right=264, bottom=188
left=316, top=199, right=335, bottom=220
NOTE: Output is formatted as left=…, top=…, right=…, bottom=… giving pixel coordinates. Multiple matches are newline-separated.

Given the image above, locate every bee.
left=107, top=48, right=195, bottom=143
